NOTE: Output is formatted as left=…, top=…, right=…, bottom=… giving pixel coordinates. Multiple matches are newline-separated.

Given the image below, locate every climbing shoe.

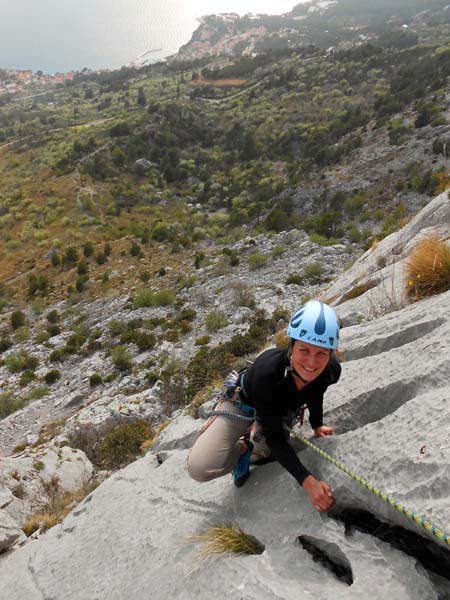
left=232, top=440, right=254, bottom=488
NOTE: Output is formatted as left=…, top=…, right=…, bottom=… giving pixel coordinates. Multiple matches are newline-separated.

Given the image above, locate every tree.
left=137, top=87, right=147, bottom=107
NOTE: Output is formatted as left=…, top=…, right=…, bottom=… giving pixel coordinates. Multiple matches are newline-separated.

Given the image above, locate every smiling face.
left=290, top=340, right=331, bottom=383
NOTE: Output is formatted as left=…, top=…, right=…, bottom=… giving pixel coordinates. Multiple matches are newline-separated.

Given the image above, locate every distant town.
left=0, top=67, right=113, bottom=97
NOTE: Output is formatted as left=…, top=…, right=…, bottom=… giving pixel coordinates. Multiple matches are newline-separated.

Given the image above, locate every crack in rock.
left=343, top=318, right=446, bottom=361
left=327, top=379, right=420, bottom=433
left=297, top=535, right=353, bottom=585
left=329, top=507, right=450, bottom=596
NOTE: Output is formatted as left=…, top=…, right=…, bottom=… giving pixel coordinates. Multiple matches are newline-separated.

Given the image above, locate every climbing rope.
left=291, top=431, right=450, bottom=548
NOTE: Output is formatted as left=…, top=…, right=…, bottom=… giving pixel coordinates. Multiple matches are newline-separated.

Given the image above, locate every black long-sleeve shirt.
left=241, top=347, right=341, bottom=485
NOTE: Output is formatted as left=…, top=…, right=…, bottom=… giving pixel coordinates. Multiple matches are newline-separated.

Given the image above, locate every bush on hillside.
left=111, top=345, right=132, bottom=371
left=0, top=392, right=25, bottom=419
left=11, top=310, right=25, bottom=330
left=205, top=311, right=228, bottom=332
left=5, top=351, right=39, bottom=373
left=406, top=235, right=450, bottom=301
left=132, top=288, right=175, bottom=309
left=248, top=253, right=268, bottom=271
left=98, top=420, right=152, bottom=469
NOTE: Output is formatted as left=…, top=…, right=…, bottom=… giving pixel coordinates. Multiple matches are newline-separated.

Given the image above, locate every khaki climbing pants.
left=186, top=400, right=254, bottom=482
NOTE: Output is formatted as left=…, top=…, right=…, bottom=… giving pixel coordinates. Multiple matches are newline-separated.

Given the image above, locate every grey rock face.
left=0, top=509, right=25, bottom=553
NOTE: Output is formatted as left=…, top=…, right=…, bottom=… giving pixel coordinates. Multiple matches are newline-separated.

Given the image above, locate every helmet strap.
left=287, top=356, right=308, bottom=384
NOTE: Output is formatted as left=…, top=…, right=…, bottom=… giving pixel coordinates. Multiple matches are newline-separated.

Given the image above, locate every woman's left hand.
left=314, top=425, right=334, bottom=437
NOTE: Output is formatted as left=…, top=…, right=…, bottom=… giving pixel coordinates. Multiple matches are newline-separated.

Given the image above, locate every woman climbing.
left=186, top=300, right=341, bottom=513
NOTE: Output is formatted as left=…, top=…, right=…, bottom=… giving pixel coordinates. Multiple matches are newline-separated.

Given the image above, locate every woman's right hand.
left=302, top=475, right=335, bottom=512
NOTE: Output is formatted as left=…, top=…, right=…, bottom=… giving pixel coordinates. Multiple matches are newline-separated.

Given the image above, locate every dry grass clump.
left=274, top=330, right=289, bottom=348
left=338, top=279, right=377, bottom=303
left=185, top=522, right=265, bottom=565
left=22, top=476, right=100, bottom=537
left=405, top=235, right=450, bottom=301
left=139, top=420, right=171, bottom=454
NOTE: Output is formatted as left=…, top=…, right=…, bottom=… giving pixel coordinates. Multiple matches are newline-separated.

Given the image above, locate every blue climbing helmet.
left=288, top=300, right=339, bottom=350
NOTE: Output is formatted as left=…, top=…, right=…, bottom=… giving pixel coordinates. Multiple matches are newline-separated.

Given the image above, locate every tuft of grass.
left=185, top=522, right=265, bottom=565
left=205, top=310, right=228, bottom=332
left=248, top=253, right=268, bottom=271
left=22, top=478, right=100, bottom=537
left=405, top=235, right=450, bottom=301
left=339, top=279, right=376, bottom=303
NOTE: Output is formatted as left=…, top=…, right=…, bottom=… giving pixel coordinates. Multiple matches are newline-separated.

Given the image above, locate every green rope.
left=292, top=431, right=450, bottom=548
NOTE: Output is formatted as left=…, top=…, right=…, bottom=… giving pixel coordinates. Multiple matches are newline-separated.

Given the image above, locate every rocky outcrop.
left=323, top=190, right=450, bottom=324
left=1, top=284, right=450, bottom=597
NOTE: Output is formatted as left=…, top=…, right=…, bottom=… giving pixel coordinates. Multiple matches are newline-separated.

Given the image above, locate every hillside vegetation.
left=1, top=0, right=450, bottom=427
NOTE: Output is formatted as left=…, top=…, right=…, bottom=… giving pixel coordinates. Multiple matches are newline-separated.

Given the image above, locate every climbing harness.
left=291, top=431, right=450, bottom=548
left=207, top=369, right=256, bottom=423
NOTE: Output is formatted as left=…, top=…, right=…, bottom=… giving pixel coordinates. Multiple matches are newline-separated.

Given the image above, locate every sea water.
left=0, top=0, right=300, bottom=73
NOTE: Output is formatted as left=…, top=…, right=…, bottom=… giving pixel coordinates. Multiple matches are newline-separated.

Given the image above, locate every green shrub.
left=104, top=242, right=112, bottom=257
left=140, top=271, right=150, bottom=283
left=309, top=233, right=338, bottom=246
left=33, top=461, right=45, bottom=471
left=130, top=242, right=142, bottom=257
left=303, top=262, right=324, bottom=284
left=5, top=351, right=39, bottom=373
left=47, top=324, right=61, bottom=337
left=35, top=330, right=51, bottom=344
left=111, top=345, right=132, bottom=371
left=50, top=349, right=65, bottom=363
left=0, top=392, right=25, bottom=419
left=195, top=335, right=211, bottom=346
left=98, top=420, right=152, bottom=469
left=177, top=307, right=197, bottom=323
left=286, top=274, right=303, bottom=285
left=120, top=330, right=156, bottom=352
left=109, top=319, right=126, bottom=336
left=154, top=289, right=175, bottom=306
left=165, top=329, right=179, bottom=343
left=19, top=370, right=36, bottom=387
left=271, top=245, right=285, bottom=259
left=248, top=253, right=268, bottom=271
left=28, top=274, right=49, bottom=297
left=76, top=277, right=86, bottom=293
left=64, top=333, right=87, bottom=354
left=96, top=252, right=107, bottom=265
left=231, top=282, right=255, bottom=308
left=47, top=309, right=60, bottom=323
left=77, top=260, right=88, bottom=276
left=13, top=327, right=29, bottom=342
left=205, top=311, right=228, bottom=332
left=132, top=289, right=154, bottom=309
left=31, top=298, right=46, bottom=315
left=145, top=372, right=159, bottom=386
left=0, top=336, right=13, bottom=352
left=11, top=310, right=25, bottom=329
left=24, top=385, right=50, bottom=401
left=89, top=373, right=103, bottom=387
left=62, top=246, right=79, bottom=267
left=83, top=242, right=94, bottom=257
left=132, top=288, right=175, bottom=309
left=44, top=370, right=61, bottom=384
left=51, top=252, right=61, bottom=267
